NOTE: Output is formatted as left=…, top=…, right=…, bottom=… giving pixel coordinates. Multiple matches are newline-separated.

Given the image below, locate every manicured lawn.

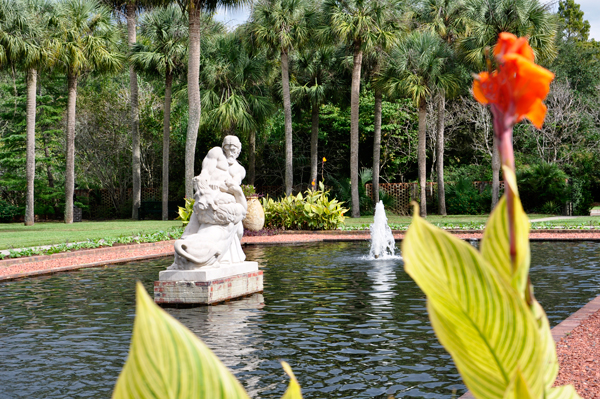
left=0, top=220, right=182, bottom=250
left=530, top=216, right=600, bottom=227
left=344, top=214, right=491, bottom=227
left=343, top=213, right=557, bottom=228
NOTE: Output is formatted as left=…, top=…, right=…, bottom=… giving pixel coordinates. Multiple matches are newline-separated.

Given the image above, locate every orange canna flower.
left=322, top=157, right=327, bottom=162
left=472, top=32, right=554, bottom=129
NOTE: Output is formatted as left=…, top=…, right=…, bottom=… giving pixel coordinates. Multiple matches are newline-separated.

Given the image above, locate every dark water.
left=1, top=241, right=599, bottom=399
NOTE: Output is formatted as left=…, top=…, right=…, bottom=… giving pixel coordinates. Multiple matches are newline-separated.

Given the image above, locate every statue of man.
left=194, top=135, right=246, bottom=193
left=171, top=136, right=248, bottom=269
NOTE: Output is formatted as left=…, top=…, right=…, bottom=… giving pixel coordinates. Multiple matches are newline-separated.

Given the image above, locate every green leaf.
left=502, top=369, right=533, bottom=399
left=280, top=361, right=302, bottom=399
left=546, top=384, right=581, bottom=399
left=112, top=282, right=251, bottom=399
left=402, top=205, right=544, bottom=399
left=481, top=169, right=530, bottom=296
left=532, top=300, right=559, bottom=390
left=482, top=171, right=560, bottom=391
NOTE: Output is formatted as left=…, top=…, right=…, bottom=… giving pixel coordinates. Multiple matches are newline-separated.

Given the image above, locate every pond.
left=1, top=241, right=600, bottom=399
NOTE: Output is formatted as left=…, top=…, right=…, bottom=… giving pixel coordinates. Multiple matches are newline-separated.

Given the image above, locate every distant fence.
left=366, top=181, right=505, bottom=215
left=73, top=187, right=165, bottom=206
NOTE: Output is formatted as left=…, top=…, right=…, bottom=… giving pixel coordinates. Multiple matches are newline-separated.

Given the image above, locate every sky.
left=214, top=1, right=600, bottom=40
left=213, top=6, right=251, bottom=29
left=574, top=0, right=600, bottom=40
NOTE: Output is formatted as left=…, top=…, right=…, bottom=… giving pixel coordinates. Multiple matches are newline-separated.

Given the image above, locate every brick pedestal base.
left=154, top=271, right=263, bottom=305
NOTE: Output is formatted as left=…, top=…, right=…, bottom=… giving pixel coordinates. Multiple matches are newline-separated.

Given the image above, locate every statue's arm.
left=197, top=147, right=223, bottom=184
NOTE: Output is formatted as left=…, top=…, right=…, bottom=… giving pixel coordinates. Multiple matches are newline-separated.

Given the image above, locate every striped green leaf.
left=112, top=282, right=251, bottom=399
left=532, top=300, right=559, bottom=391
left=280, top=361, right=303, bottom=399
left=546, top=384, right=581, bottom=399
left=480, top=184, right=530, bottom=296
left=503, top=369, right=533, bottom=399
left=402, top=206, right=544, bottom=398
left=481, top=169, right=560, bottom=391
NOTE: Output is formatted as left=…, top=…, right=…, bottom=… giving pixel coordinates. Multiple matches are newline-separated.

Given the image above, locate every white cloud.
left=577, top=0, right=600, bottom=40
left=213, top=6, right=251, bottom=29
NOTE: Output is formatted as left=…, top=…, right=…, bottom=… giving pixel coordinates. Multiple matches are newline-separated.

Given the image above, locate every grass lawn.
left=0, top=220, right=182, bottom=250
left=344, top=214, right=600, bottom=228
left=529, top=216, right=600, bottom=227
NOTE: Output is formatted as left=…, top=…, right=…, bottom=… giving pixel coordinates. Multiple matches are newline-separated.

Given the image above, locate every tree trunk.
left=43, top=134, right=54, bottom=188
left=418, top=99, right=427, bottom=217
left=350, top=43, right=363, bottom=218
left=127, top=2, right=141, bottom=220
left=310, top=101, right=319, bottom=189
left=185, top=5, right=201, bottom=199
left=162, top=72, right=172, bottom=221
left=373, top=89, right=382, bottom=205
left=436, top=93, right=446, bottom=215
left=65, top=73, right=78, bottom=224
left=281, top=50, right=293, bottom=195
left=491, top=135, right=500, bottom=210
left=25, top=69, right=37, bottom=226
left=249, top=130, right=256, bottom=185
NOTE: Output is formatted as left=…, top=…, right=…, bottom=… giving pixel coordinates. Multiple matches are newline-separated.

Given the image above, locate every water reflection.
left=0, top=241, right=599, bottom=398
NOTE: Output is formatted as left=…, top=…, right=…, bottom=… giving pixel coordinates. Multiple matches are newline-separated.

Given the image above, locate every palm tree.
left=323, top=0, right=398, bottom=217
left=460, top=0, right=557, bottom=209
left=175, top=0, right=249, bottom=200
left=366, top=4, right=408, bottom=205
left=291, top=45, right=341, bottom=189
left=419, top=0, right=466, bottom=215
left=200, top=32, right=274, bottom=184
left=250, top=0, right=313, bottom=195
left=100, top=0, right=149, bottom=219
left=0, top=0, right=52, bottom=226
left=380, top=30, right=460, bottom=217
left=131, top=4, right=187, bottom=221
left=53, top=0, right=123, bottom=223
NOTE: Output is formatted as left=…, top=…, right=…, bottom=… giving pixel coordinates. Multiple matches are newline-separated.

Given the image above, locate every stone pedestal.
left=154, top=261, right=263, bottom=305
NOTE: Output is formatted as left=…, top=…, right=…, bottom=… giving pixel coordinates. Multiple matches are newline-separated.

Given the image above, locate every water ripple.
left=0, top=241, right=599, bottom=398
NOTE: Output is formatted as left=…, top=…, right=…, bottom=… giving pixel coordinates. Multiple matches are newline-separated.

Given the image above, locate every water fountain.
left=368, top=200, right=398, bottom=259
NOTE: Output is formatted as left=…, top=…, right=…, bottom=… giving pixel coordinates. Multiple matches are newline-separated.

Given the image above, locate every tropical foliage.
left=2, top=0, right=600, bottom=225
left=262, top=182, right=347, bottom=230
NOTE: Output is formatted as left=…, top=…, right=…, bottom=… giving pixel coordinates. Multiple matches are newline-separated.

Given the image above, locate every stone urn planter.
left=243, top=196, right=265, bottom=231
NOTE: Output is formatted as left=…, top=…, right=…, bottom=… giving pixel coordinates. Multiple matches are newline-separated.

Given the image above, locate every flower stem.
left=491, top=106, right=517, bottom=272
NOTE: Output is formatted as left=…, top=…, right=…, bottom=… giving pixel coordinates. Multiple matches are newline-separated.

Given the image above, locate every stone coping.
left=459, top=294, right=600, bottom=399
left=0, top=240, right=175, bottom=267
left=4, top=230, right=600, bottom=279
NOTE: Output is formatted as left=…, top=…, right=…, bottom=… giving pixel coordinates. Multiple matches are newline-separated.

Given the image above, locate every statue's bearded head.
left=222, top=135, right=242, bottom=164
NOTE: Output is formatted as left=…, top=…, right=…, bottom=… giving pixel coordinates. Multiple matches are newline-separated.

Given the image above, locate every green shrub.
left=445, top=164, right=492, bottom=182
left=262, top=182, right=348, bottom=230
left=571, top=178, right=593, bottom=216
left=0, top=200, right=21, bottom=222
left=241, top=184, right=256, bottom=197
left=329, top=168, right=374, bottom=215
left=517, top=163, right=569, bottom=214
left=445, top=177, right=491, bottom=215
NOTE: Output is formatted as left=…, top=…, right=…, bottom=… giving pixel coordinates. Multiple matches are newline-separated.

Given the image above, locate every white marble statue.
left=169, top=135, right=248, bottom=270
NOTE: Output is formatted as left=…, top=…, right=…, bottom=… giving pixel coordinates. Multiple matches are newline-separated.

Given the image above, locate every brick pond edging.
left=4, top=229, right=600, bottom=281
